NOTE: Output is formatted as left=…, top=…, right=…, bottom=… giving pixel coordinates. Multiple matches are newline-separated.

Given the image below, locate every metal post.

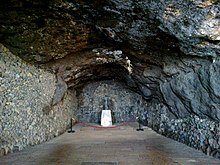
left=68, top=118, right=75, bottom=133
left=136, top=117, right=144, bottom=131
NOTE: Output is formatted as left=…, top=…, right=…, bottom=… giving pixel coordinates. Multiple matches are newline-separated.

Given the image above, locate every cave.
left=0, top=0, right=220, bottom=164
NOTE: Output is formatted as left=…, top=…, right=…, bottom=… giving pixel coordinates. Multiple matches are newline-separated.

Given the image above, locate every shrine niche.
left=76, top=80, right=148, bottom=124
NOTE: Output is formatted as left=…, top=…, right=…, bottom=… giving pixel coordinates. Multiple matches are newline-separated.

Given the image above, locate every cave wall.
left=0, top=0, right=219, bottom=159
left=77, top=80, right=148, bottom=124
left=0, top=44, right=78, bottom=156
left=76, top=76, right=220, bottom=158
left=160, top=62, right=220, bottom=120
left=147, top=101, right=220, bottom=158
left=131, top=53, right=220, bottom=120
left=132, top=52, right=220, bottom=157
left=158, top=61, right=220, bottom=158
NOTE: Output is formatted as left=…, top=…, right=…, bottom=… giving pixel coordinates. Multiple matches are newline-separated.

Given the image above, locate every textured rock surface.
left=150, top=0, right=220, bottom=57
left=71, top=0, right=220, bottom=57
left=0, top=0, right=220, bottom=159
left=0, top=0, right=100, bottom=62
left=77, top=81, right=148, bottom=124
left=160, top=62, right=220, bottom=120
left=146, top=101, right=220, bottom=158
left=0, top=44, right=78, bottom=155
left=52, top=76, right=68, bottom=105
left=47, top=48, right=132, bottom=89
left=0, top=0, right=219, bottom=62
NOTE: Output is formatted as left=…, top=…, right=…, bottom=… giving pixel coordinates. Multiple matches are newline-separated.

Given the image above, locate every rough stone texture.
left=0, top=44, right=78, bottom=155
left=47, top=48, right=133, bottom=89
left=124, top=50, right=220, bottom=121
left=52, top=76, right=68, bottom=105
left=0, top=1, right=94, bottom=62
left=71, top=0, right=219, bottom=57
left=0, top=0, right=220, bottom=160
left=160, top=60, right=220, bottom=120
left=149, top=0, right=220, bottom=57
left=77, top=81, right=148, bottom=124
left=1, top=0, right=219, bottom=63
left=146, top=102, right=220, bottom=159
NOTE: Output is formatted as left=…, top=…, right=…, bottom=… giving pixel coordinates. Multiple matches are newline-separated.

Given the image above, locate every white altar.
left=101, top=110, right=112, bottom=127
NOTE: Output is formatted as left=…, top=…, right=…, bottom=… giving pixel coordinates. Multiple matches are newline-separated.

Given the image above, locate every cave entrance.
left=75, top=80, right=148, bottom=126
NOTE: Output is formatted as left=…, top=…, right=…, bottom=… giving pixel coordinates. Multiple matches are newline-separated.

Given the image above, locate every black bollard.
left=68, top=118, right=75, bottom=133
left=136, top=117, right=144, bottom=131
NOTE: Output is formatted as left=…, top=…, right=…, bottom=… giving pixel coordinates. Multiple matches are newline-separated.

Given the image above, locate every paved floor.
left=1, top=123, right=220, bottom=165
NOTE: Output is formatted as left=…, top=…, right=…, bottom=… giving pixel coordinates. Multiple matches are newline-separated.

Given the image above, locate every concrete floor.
left=1, top=123, right=220, bottom=165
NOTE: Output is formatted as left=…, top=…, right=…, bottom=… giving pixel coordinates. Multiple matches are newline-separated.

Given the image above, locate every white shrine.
left=101, top=96, right=112, bottom=127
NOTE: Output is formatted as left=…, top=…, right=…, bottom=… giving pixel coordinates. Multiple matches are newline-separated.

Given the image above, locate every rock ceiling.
left=0, top=0, right=219, bottom=120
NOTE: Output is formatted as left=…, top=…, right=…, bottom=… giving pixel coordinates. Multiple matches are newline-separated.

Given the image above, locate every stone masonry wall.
left=146, top=102, right=220, bottom=159
left=77, top=80, right=148, bottom=124
left=0, top=44, right=77, bottom=156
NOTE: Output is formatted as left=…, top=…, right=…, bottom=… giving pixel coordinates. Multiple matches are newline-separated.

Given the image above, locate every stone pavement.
left=1, top=123, right=220, bottom=165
